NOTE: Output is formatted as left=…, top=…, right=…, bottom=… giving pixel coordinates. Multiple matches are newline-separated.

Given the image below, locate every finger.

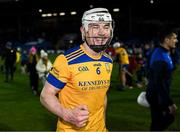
left=77, top=120, right=88, bottom=128
left=75, top=120, right=86, bottom=128
left=77, top=105, right=89, bottom=116
left=80, top=109, right=89, bottom=116
left=76, top=115, right=89, bottom=124
left=76, top=123, right=86, bottom=128
left=78, top=121, right=88, bottom=127
left=77, top=105, right=88, bottom=111
left=80, top=115, right=89, bottom=121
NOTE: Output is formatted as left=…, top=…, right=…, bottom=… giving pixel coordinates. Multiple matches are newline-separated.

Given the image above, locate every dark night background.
left=0, top=0, right=180, bottom=46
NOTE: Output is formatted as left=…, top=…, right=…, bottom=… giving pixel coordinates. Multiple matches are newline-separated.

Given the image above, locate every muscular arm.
left=40, top=81, right=65, bottom=118
left=40, top=81, right=89, bottom=128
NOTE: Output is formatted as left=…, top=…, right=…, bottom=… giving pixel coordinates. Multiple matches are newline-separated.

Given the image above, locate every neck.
left=83, top=42, right=102, bottom=57
left=160, top=43, right=170, bottom=51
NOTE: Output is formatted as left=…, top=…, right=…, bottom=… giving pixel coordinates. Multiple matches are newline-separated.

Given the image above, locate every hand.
left=168, top=104, right=177, bottom=116
left=62, top=105, right=89, bottom=128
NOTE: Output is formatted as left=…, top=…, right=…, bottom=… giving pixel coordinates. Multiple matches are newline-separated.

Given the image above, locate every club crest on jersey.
left=78, top=66, right=89, bottom=72
left=105, top=63, right=110, bottom=73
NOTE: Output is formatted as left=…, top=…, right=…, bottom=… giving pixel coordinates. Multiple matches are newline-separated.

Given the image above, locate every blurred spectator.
left=20, top=50, right=28, bottom=74
left=36, top=51, right=52, bottom=85
left=105, top=45, right=116, bottom=60
left=27, top=46, right=39, bottom=95
left=2, top=42, right=16, bottom=82
left=126, top=47, right=137, bottom=88
left=144, top=41, right=155, bottom=79
left=113, top=41, right=130, bottom=90
left=16, top=47, right=21, bottom=64
left=135, top=48, right=146, bottom=88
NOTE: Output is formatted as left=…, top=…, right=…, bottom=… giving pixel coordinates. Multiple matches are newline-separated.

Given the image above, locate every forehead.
left=169, top=33, right=178, bottom=38
left=166, top=32, right=177, bottom=39
left=172, top=33, right=177, bottom=37
left=88, top=22, right=111, bottom=26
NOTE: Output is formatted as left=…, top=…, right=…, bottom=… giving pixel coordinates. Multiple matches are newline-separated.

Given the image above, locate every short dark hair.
left=158, top=26, right=177, bottom=44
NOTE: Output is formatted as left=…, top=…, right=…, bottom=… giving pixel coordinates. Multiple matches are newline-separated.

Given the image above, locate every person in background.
left=126, top=47, right=137, bottom=89
left=40, top=7, right=114, bottom=131
left=146, top=27, right=178, bottom=131
left=2, top=42, right=16, bottom=82
left=36, top=51, right=52, bottom=85
left=16, top=47, right=21, bottom=64
left=27, top=46, right=39, bottom=95
left=113, top=41, right=130, bottom=90
left=20, top=49, right=28, bottom=74
left=135, top=49, right=145, bottom=88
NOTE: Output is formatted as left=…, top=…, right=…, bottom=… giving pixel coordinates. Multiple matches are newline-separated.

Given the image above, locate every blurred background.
left=0, top=0, right=180, bottom=51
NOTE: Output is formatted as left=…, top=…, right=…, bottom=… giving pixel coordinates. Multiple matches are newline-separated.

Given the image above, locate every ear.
left=80, top=26, right=83, bottom=34
left=164, top=37, right=170, bottom=43
left=80, top=26, right=85, bottom=41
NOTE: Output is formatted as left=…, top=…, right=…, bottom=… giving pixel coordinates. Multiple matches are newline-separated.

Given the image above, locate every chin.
left=95, top=43, right=105, bottom=46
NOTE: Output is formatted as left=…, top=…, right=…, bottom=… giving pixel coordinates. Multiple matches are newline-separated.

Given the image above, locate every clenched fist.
left=62, top=105, right=89, bottom=128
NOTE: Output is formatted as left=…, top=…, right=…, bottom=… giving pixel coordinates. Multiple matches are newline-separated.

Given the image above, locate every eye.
left=92, top=25, right=99, bottom=29
left=103, top=24, right=111, bottom=29
left=104, top=25, right=110, bottom=29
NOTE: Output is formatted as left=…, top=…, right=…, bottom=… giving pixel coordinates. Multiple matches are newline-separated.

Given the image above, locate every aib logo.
left=78, top=66, right=89, bottom=72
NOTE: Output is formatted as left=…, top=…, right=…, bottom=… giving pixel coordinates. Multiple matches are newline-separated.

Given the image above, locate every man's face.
left=167, top=33, right=178, bottom=49
left=84, top=22, right=112, bottom=46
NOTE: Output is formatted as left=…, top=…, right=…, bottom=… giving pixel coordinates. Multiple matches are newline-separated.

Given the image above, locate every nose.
left=98, top=27, right=105, bottom=36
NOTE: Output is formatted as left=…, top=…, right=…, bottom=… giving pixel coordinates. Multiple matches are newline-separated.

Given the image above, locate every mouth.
left=93, top=37, right=109, bottom=45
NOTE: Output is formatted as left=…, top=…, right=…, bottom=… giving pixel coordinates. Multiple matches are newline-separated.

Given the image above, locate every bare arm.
left=104, top=95, right=107, bottom=122
left=40, top=81, right=89, bottom=128
left=40, top=81, right=65, bottom=117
